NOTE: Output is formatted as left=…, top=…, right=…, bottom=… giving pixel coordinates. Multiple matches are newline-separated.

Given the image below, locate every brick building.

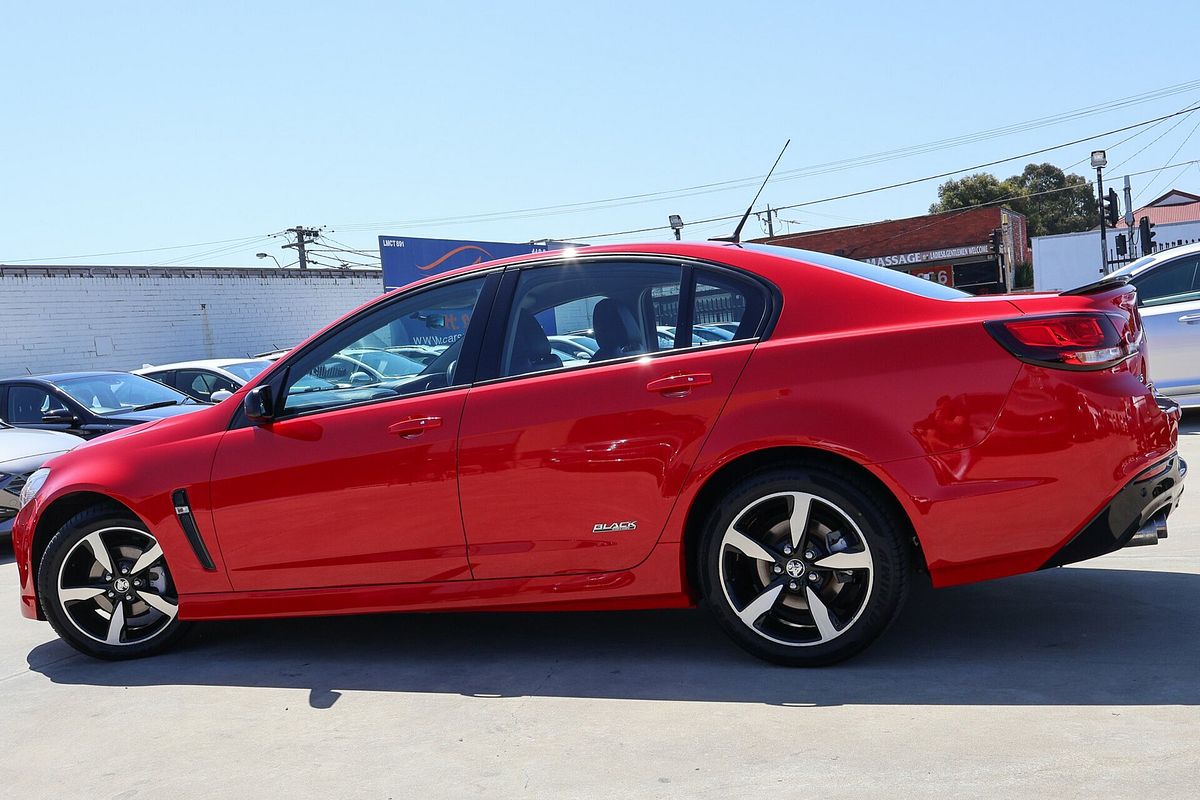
left=753, top=206, right=1029, bottom=294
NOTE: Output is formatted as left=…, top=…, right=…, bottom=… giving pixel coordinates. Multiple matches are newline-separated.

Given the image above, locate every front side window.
left=1133, top=256, right=1200, bottom=307
left=7, top=386, right=67, bottom=423
left=498, top=262, right=683, bottom=378
left=281, top=276, right=486, bottom=415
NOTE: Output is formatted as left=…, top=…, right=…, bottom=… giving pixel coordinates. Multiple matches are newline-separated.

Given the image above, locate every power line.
left=329, top=80, right=1200, bottom=233
left=1132, top=115, right=1200, bottom=204
left=1, top=233, right=281, bottom=264
left=554, top=105, right=1200, bottom=242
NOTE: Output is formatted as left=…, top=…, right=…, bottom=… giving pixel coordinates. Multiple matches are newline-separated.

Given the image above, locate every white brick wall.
left=0, top=266, right=384, bottom=377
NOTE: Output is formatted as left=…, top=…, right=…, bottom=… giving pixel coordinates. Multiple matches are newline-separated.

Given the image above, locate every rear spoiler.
left=1060, top=274, right=1130, bottom=296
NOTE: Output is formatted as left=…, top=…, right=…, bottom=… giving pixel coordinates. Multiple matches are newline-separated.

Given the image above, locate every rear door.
left=1132, top=254, right=1200, bottom=396
left=457, top=258, right=773, bottom=579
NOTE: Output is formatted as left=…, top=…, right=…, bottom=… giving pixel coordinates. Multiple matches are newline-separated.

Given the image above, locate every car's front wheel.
left=38, top=507, right=191, bottom=660
left=699, top=466, right=911, bottom=666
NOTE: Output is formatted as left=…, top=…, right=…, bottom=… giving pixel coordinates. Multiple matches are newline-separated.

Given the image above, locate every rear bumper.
left=1042, top=451, right=1186, bottom=569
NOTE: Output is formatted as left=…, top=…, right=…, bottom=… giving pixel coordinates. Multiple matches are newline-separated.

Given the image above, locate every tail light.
left=985, top=313, right=1137, bottom=370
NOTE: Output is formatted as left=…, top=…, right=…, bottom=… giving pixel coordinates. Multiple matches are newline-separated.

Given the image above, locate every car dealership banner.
left=379, top=236, right=577, bottom=291
left=378, top=236, right=579, bottom=343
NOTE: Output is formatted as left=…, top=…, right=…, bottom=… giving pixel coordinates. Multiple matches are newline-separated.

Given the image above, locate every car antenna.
left=710, top=139, right=790, bottom=244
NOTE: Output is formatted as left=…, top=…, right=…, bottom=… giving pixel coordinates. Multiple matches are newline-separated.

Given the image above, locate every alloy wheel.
left=718, top=491, right=874, bottom=647
left=55, top=526, right=179, bottom=646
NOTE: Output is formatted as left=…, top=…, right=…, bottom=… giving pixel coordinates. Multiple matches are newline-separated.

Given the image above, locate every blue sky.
left=3, top=1, right=1200, bottom=266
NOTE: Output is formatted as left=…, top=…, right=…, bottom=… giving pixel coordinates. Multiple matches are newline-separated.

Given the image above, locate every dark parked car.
left=0, top=372, right=208, bottom=440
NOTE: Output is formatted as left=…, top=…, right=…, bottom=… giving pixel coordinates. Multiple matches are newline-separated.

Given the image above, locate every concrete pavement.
left=2, top=414, right=1197, bottom=799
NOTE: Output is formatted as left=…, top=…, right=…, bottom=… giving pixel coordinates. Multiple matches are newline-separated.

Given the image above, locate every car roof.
left=0, top=371, right=133, bottom=384
left=134, top=358, right=267, bottom=372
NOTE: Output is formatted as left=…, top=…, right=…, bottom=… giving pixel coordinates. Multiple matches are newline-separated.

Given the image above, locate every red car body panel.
left=209, top=389, right=473, bottom=590
left=458, top=344, right=753, bottom=579
left=11, top=242, right=1181, bottom=622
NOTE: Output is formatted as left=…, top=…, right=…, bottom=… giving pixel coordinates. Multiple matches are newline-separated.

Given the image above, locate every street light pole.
left=1092, top=150, right=1108, bottom=274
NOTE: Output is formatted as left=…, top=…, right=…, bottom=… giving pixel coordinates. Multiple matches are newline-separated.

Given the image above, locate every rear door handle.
left=387, top=415, right=443, bottom=437
left=1179, top=313, right=1200, bottom=324
left=646, top=372, right=713, bottom=395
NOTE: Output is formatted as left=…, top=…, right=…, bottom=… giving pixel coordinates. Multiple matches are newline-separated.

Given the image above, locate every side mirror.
left=42, top=408, right=80, bottom=425
left=244, top=385, right=275, bottom=424
left=210, top=390, right=234, bottom=403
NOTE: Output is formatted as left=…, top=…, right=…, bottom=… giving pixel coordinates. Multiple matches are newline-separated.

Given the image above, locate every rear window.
left=742, top=244, right=969, bottom=299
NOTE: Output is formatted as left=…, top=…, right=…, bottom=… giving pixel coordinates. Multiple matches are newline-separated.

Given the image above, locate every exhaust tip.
left=1126, top=512, right=1169, bottom=548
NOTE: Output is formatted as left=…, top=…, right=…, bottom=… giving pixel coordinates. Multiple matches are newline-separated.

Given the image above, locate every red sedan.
left=10, top=243, right=1186, bottom=665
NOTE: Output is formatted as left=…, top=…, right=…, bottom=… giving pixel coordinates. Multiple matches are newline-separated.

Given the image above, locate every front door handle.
left=387, top=415, right=443, bottom=438
left=1178, top=313, right=1200, bottom=324
left=646, top=372, right=713, bottom=395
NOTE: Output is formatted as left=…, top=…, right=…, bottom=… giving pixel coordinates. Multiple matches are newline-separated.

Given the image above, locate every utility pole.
left=1092, top=151, right=1108, bottom=273
left=757, top=205, right=778, bottom=237
left=1123, top=175, right=1135, bottom=256
left=282, top=226, right=321, bottom=270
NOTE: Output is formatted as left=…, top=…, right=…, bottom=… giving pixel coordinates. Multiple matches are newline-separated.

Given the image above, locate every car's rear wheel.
left=38, top=507, right=191, bottom=660
left=699, top=466, right=910, bottom=666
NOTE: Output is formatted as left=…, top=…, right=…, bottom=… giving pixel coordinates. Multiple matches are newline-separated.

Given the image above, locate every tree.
left=1010, top=163, right=1097, bottom=237
left=929, top=163, right=1097, bottom=237
left=928, top=172, right=1021, bottom=214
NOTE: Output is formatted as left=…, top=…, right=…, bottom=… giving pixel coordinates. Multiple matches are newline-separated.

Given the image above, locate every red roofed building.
left=753, top=206, right=1029, bottom=294
left=1112, top=189, right=1200, bottom=228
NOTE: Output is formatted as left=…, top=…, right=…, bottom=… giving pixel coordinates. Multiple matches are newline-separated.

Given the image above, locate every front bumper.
left=1042, top=451, right=1186, bottom=569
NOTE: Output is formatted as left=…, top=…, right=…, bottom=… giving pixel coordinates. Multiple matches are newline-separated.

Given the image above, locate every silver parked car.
left=0, top=419, right=82, bottom=538
left=1107, top=242, right=1200, bottom=407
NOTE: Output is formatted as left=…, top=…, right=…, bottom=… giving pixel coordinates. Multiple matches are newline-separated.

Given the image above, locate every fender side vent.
left=171, top=488, right=216, bottom=571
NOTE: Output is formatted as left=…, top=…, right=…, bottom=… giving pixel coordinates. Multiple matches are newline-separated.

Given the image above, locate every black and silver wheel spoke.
left=785, top=492, right=816, bottom=550
left=735, top=582, right=785, bottom=627
left=82, top=530, right=116, bottom=575
left=722, top=529, right=776, bottom=562
left=137, top=590, right=178, bottom=620
left=103, top=603, right=127, bottom=646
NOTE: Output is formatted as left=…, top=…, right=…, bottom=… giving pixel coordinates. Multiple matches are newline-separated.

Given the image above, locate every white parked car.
left=1105, top=242, right=1200, bottom=407
left=134, top=359, right=274, bottom=403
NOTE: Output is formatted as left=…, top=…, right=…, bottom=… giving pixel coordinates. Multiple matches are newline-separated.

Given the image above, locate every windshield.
left=222, top=360, right=273, bottom=381
left=55, top=374, right=194, bottom=415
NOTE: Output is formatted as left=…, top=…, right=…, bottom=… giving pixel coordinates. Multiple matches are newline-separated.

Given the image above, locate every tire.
left=37, top=506, right=191, bottom=660
left=698, top=465, right=910, bottom=666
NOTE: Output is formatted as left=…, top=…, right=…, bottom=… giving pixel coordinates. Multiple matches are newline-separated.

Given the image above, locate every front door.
left=457, top=259, right=770, bottom=579
left=209, top=274, right=492, bottom=591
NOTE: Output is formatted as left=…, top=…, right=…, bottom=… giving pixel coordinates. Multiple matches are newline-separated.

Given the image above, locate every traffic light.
left=1139, top=216, right=1157, bottom=254
left=1115, top=233, right=1127, bottom=256
left=1104, top=188, right=1120, bottom=227
left=989, top=227, right=1003, bottom=254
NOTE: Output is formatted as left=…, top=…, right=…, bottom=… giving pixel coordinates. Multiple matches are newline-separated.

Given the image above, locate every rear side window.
left=1133, top=256, right=1200, bottom=307
left=692, top=269, right=768, bottom=342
